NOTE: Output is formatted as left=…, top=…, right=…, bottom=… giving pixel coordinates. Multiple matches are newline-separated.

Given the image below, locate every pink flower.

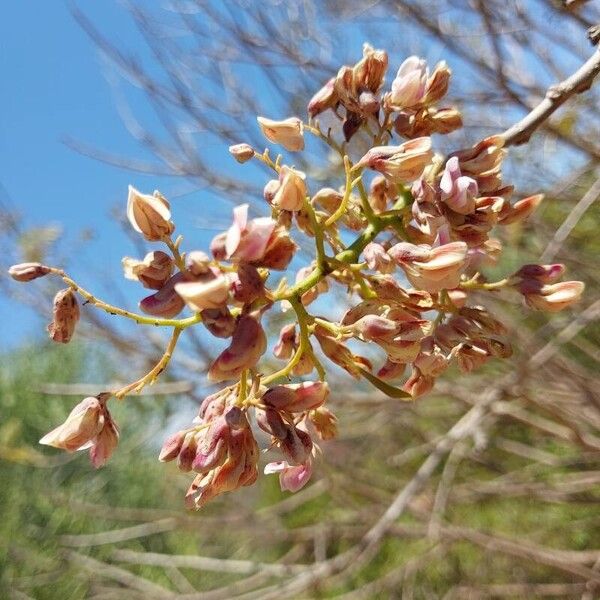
left=357, top=138, right=433, bottom=183
left=499, top=194, right=544, bottom=225
left=262, top=382, right=329, bottom=413
left=140, top=273, right=186, bottom=318
left=40, top=394, right=119, bottom=467
left=520, top=280, right=584, bottom=312
left=363, top=242, right=395, bottom=273
left=219, top=205, right=298, bottom=270
left=273, top=324, right=296, bottom=360
left=439, top=156, right=478, bottom=215
left=389, top=241, right=468, bottom=292
left=257, top=117, right=304, bottom=152
left=174, top=268, right=230, bottom=312
left=122, top=251, right=173, bottom=290
left=225, top=204, right=276, bottom=263
left=264, top=460, right=313, bottom=493
left=389, top=56, right=428, bottom=108
left=208, top=314, right=267, bottom=382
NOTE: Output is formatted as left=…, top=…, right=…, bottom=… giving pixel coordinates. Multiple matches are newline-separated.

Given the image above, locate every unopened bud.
left=126, top=186, right=174, bottom=241
left=8, top=262, right=51, bottom=282
left=308, top=78, right=338, bottom=118
left=272, top=166, right=307, bottom=212
left=262, top=382, right=329, bottom=413
left=229, top=143, right=255, bottom=163
left=47, top=288, right=80, bottom=343
left=186, top=251, right=211, bottom=277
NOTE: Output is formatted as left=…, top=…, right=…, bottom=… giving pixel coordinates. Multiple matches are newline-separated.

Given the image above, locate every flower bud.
left=259, top=226, right=297, bottom=270
left=315, top=329, right=368, bottom=378
left=413, top=337, right=448, bottom=377
left=357, top=138, right=433, bottom=183
left=428, top=107, right=462, bottom=134
left=265, top=460, right=313, bottom=493
left=186, top=251, right=211, bottom=277
left=159, top=430, right=187, bottom=462
left=294, top=265, right=328, bottom=306
left=178, top=431, right=199, bottom=472
left=8, top=262, right=51, bottom=282
left=208, top=314, right=267, bottom=382
left=47, top=288, right=80, bottom=343
left=453, top=342, right=490, bottom=373
left=272, top=166, right=307, bottom=212
left=126, top=186, right=174, bottom=241
left=231, top=263, right=264, bottom=305
left=515, top=263, right=565, bottom=283
left=256, top=408, right=289, bottom=440
left=201, top=306, right=236, bottom=338
left=122, top=251, right=173, bottom=290
left=175, top=273, right=229, bottom=312
left=363, top=242, right=395, bottom=273
left=312, top=187, right=344, bottom=214
left=369, top=176, right=396, bottom=213
left=308, top=78, right=338, bottom=117
left=353, top=44, right=388, bottom=94
left=257, top=117, right=304, bottom=152
left=229, top=143, right=255, bottom=163
left=140, top=273, right=186, bottom=318
left=451, top=136, right=506, bottom=180
left=440, top=157, right=478, bottom=215
left=262, top=382, right=329, bottom=413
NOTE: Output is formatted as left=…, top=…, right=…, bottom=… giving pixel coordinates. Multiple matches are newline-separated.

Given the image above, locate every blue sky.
left=0, top=2, right=220, bottom=348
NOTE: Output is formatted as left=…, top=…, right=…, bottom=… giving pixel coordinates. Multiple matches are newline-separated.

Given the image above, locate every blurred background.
left=1, top=1, right=600, bottom=598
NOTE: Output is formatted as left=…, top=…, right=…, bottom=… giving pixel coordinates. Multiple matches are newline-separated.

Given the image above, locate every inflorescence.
left=9, top=45, right=584, bottom=509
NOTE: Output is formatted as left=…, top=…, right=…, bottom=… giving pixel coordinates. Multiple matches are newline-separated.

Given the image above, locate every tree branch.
left=502, top=46, right=600, bottom=146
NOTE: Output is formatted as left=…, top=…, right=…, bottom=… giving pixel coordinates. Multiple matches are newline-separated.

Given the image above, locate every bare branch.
left=502, top=47, right=600, bottom=146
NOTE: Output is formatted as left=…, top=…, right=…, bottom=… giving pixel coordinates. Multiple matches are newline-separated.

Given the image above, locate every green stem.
left=52, top=269, right=202, bottom=328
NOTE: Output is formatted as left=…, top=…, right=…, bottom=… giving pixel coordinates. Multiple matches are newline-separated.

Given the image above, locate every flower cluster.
left=9, top=44, right=584, bottom=509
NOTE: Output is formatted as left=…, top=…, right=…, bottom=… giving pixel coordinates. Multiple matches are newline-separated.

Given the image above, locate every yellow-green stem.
left=114, top=327, right=183, bottom=399
left=51, top=269, right=202, bottom=328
